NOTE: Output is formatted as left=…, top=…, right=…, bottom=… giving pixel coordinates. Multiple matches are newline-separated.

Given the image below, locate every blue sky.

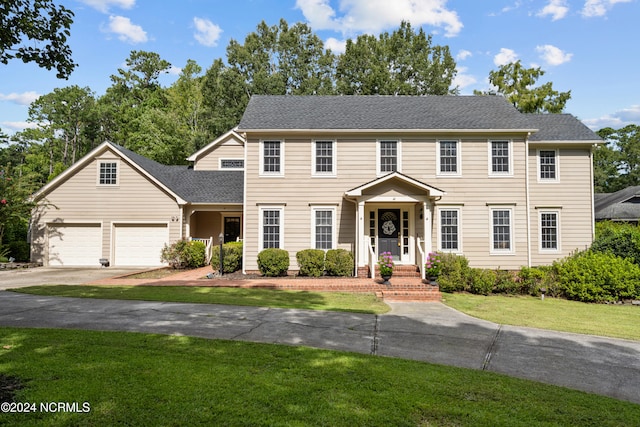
left=1, top=0, right=638, bottom=135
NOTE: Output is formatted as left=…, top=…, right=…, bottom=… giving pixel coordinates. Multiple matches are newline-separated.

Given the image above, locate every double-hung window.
left=490, top=208, right=513, bottom=253
left=439, top=208, right=461, bottom=252
left=540, top=211, right=559, bottom=251
left=260, top=207, right=284, bottom=249
left=313, top=140, right=335, bottom=176
left=378, top=140, right=400, bottom=175
left=438, top=140, right=460, bottom=176
left=312, top=207, right=335, bottom=250
left=538, top=150, right=558, bottom=181
left=490, top=141, right=511, bottom=175
left=98, top=161, right=118, bottom=185
left=261, top=140, right=283, bottom=176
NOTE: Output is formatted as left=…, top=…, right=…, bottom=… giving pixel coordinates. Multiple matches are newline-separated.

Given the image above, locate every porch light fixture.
left=99, top=258, right=110, bottom=268
left=540, top=287, right=547, bottom=300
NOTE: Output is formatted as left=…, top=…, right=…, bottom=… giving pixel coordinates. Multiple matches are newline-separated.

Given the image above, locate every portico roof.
left=344, top=171, right=446, bottom=198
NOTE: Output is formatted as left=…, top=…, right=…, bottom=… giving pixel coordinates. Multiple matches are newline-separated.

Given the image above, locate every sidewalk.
left=88, top=266, right=443, bottom=302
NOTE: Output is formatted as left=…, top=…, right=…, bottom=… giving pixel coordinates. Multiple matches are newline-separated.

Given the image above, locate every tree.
left=594, top=125, right=640, bottom=192
left=0, top=0, right=76, bottom=78
left=336, top=21, right=457, bottom=95
left=0, top=164, right=36, bottom=249
left=475, top=60, right=570, bottom=113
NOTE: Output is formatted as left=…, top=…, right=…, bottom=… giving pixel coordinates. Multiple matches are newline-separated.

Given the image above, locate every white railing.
left=416, top=237, right=426, bottom=280
left=190, top=236, right=213, bottom=264
left=367, top=239, right=376, bottom=278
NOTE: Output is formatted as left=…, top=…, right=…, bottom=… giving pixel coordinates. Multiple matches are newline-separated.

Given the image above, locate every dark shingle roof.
left=526, top=114, right=602, bottom=142
left=595, top=186, right=640, bottom=221
left=111, top=144, right=243, bottom=204
left=237, top=95, right=534, bottom=131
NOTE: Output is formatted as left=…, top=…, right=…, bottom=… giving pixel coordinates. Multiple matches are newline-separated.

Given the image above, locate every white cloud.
left=452, top=66, right=476, bottom=90
left=581, top=0, right=632, bottom=17
left=295, top=0, right=463, bottom=37
left=537, top=0, right=569, bottom=20
left=78, top=0, right=135, bottom=13
left=494, top=48, right=518, bottom=66
left=0, top=91, right=40, bottom=105
left=325, top=37, right=347, bottom=54
left=168, top=65, right=182, bottom=76
left=106, top=15, right=148, bottom=43
left=0, top=121, right=38, bottom=133
left=193, top=17, right=222, bottom=47
left=456, top=49, right=472, bottom=61
left=536, top=44, right=573, bottom=66
left=582, top=105, right=640, bottom=130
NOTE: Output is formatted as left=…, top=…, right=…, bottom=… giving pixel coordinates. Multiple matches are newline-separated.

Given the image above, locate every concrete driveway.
left=0, top=291, right=638, bottom=405
left=0, top=266, right=146, bottom=290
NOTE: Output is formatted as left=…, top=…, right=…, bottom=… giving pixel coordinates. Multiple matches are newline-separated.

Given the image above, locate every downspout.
left=242, top=132, right=248, bottom=274
left=525, top=133, right=532, bottom=268
left=590, top=144, right=596, bottom=241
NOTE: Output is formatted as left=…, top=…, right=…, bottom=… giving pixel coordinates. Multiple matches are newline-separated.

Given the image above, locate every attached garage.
left=113, top=223, right=169, bottom=266
left=48, top=223, right=102, bottom=266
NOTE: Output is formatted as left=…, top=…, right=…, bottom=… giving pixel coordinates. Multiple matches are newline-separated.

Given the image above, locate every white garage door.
left=48, top=224, right=102, bottom=266
left=114, top=224, right=168, bottom=266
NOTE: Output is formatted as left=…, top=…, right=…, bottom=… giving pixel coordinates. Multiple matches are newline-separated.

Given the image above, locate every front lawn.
left=1, top=328, right=638, bottom=426
left=443, top=293, right=640, bottom=341
left=11, top=285, right=390, bottom=314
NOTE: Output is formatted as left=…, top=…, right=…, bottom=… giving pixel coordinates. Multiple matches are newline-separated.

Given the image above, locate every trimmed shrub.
left=437, top=253, right=471, bottom=293
left=591, top=221, right=640, bottom=265
left=493, top=270, right=519, bottom=295
left=296, top=249, right=325, bottom=277
left=468, top=268, right=496, bottom=296
left=325, top=249, right=353, bottom=276
left=161, top=239, right=206, bottom=269
left=518, top=265, right=559, bottom=297
left=211, top=241, right=243, bottom=273
left=257, top=248, right=290, bottom=277
left=8, top=241, right=30, bottom=262
left=554, top=251, right=640, bottom=302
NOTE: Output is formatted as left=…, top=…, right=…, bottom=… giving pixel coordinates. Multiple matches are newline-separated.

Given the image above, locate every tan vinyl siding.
left=529, top=145, right=594, bottom=265
left=31, top=148, right=181, bottom=265
left=194, top=141, right=244, bottom=170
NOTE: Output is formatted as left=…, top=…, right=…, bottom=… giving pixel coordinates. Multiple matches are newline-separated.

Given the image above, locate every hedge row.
left=258, top=248, right=354, bottom=277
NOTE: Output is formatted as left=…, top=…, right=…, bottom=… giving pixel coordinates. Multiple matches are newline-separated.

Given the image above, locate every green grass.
left=11, top=285, right=390, bottom=314
left=1, top=328, right=638, bottom=426
left=443, top=293, right=640, bottom=341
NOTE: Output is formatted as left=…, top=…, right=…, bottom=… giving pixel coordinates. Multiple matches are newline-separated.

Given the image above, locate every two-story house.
left=30, top=95, right=601, bottom=277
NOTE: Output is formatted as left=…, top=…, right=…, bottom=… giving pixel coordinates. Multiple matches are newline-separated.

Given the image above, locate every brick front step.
left=359, top=264, right=422, bottom=278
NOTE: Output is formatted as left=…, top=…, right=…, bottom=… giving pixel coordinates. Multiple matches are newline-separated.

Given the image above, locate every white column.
left=358, top=200, right=366, bottom=267
left=423, top=200, right=432, bottom=255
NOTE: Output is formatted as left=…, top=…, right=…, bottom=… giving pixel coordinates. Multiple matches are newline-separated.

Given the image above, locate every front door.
left=378, top=209, right=400, bottom=260
left=224, top=217, right=241, bottom=243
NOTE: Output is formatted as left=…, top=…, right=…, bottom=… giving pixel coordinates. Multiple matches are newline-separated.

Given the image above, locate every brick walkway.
left=88, top=266, right=442, bottom=302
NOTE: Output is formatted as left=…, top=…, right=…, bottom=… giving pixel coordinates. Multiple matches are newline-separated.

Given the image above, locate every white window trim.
left=539, top=210, right=561, bottom=253
left=437, top=207, right=463, bottom=254
left=436, top=140, right=462, bottom=177
left=311, top=139, right=337, bottom=178
left=536, top=148, right=559, bottom=183
left=376, top=139, right=402, bottom=176
left=488, top=140, right=513, bottom=177
left=489, top=206, right=515, bottom=255
left=97, top=159, right=119, bottom=186
left=219, top=158, right=245, bottom=170
left=310, top=206, right=337, bottom=250
left=259, top=140, right=285, bottom=177
left=259, top=206, right=284, bottom=249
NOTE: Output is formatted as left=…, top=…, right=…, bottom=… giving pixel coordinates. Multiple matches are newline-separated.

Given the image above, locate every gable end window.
left=489, top=141, right=512, bottom=176
left=538, top=150, right=557, bottom=181
left=313, top=140, right=336, bottom=176
left=99, top=161, right=118, bottom=185
left=378, top=140, right=400, bottom=175
left=438, top=140, right=460, bottom=175
left=220, top=159, right=244, bottom=169
left=260, top=140, right=284, bottom=176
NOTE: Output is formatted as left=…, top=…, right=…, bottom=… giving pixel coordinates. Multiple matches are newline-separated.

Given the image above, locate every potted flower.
left=378, top=251, right=394, bottom=284
left=425, top=251, right=441, bottom=284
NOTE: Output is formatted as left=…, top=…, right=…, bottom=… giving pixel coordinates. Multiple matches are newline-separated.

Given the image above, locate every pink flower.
left=0, top=199, right=6, bottom=204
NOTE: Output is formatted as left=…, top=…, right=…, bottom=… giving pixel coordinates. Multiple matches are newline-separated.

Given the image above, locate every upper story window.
left=220, top=159, right=244, bottom=170
left=489, top=140, right=512, bottom=176
left=538, top=149, right=558, bottom=181
left=313, top=140, right=336, bottom=176
left=98, top=161, right=118, bottom=185
left=378, top=140, right=400, bottom=175
left=438, top=140, right=460, bottom=176
left=260, top=140, right=284, bottom=176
